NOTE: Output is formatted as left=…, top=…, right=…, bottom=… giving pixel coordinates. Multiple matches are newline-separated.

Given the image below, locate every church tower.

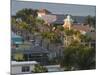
left=63, top=15, right=73, bottom=30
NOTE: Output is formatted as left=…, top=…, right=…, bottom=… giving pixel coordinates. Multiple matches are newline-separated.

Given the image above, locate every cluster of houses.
left=11, top=32, right=65, bottom=74
left=37, top=9, right=95, bottom=47
left=37, top=9, right=94, bottom=33
left=11, top=8, right=96, bottom=74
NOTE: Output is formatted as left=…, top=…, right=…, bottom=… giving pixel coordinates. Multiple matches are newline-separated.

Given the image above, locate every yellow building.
left=63, top=15, right=73, bottom=30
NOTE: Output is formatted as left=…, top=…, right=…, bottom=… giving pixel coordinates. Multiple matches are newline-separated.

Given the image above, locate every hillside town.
left=11, top=8, right=96, bottom=74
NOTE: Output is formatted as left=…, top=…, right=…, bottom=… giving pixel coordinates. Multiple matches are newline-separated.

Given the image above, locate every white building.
left=11, top=61, right=38, bottom=74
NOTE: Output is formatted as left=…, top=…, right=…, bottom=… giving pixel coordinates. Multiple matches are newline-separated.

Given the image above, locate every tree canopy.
left=16, top=8, right=38, bottom=23
left=84, top=15, right=96, bottom=28
left=61, top=44, right=95, bottom=70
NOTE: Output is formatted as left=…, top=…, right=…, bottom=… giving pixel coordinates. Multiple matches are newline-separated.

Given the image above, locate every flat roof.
left=11, top=61, right=38, bottom=66
left=12, top=45, right=49, bottom=53
left=45, top=65, right=60, bottom=68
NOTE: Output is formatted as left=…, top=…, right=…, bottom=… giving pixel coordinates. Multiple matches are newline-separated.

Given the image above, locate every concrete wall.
left=11, top=64, right=35, bottom=74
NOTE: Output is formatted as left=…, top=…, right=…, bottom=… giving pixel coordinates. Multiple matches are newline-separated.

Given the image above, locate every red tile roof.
left=72, top=24, right=91, bottom=32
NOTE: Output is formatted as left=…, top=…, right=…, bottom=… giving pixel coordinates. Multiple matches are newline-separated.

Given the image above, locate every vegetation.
left=80, top=34, right=92, bottom=42
left=14, top=53, right=24, bottom=61
left=61, top=44, right=95, bottom=70
left=11, top=8, right=96, bottom=71
left=35, top=18, right=45, bottom=25
left=41, top=31, right=61, bottom=43
left=12, top=8, right=45, bottom=40
left=57, top=25, right=64, bottom=31
left=16, top=8, right=38, bottom=23
left=32, top=64, right=48, bottom=73
left=64, top=29, right=74, bottom=36
left=84, top=15, right=96, bottom=28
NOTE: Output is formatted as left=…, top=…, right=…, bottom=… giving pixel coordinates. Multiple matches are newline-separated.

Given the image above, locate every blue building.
left=11, top=32, right=23, bottom=45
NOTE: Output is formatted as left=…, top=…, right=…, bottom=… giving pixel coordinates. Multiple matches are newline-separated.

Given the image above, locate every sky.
left=11, top=0, right=96, bottom=16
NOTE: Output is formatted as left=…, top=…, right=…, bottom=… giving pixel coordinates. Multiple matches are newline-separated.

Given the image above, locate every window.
left=22, top=66, right=30, bottom=72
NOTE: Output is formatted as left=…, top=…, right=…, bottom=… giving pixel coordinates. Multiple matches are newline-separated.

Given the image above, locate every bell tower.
left=63, top=15, right=73, bottom=30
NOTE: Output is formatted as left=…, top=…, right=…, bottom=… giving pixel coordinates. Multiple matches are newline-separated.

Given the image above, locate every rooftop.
left=41, top=14, right=57, bottom=24
left=37, top=8, right=52, bottom=14
left=11, top=61, right=38, bottom=66
left=40, top=14, right=86, bottom=24
left=12, top=44, right=49, bottom=53
left=72, top=24, right=91, bottom=32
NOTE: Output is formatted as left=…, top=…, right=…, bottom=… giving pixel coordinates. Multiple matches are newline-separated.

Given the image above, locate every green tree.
left=32, top=64, right=48, bottom=73
left=57, top=25, right=64, bottom=31
left=11, top=17, right=17, bottom=32
left=84, top=15, right=96, bottom=28
left=64, top=29, right=74, bottom=36
left=35, top=18, right=44, bottom=25
left=14, top=53, right=24, bottom=61
left=61, top=45, right=95, bottom=70
left=18, top=21, right=29, bottom=30
left=80, top=34, right=92, bottom=42
left=11, top=17, right=16, bottom=25
left=41, top=31, right=61, bottom=44
left=16, top=8, right=38, bottom=23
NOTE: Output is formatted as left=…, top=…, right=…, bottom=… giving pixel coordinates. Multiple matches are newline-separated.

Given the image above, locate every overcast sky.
left=11, top=0, right=96, bottom=16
